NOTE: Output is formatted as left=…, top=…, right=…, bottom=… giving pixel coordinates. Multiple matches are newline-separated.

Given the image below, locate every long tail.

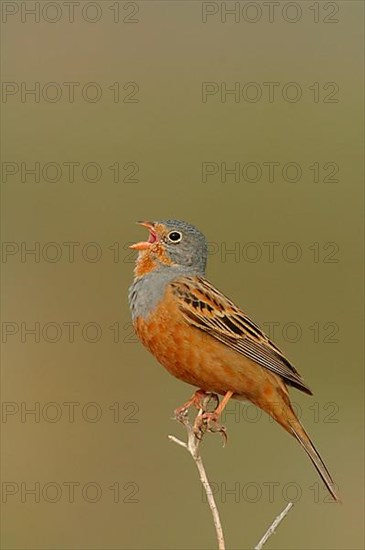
left=259, top=388, right=341, bottom=502
left=270, top=398, right=340, bottom=502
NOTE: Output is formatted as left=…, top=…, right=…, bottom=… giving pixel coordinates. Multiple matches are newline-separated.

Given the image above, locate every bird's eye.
left=167, top=231, right=182, bottom=243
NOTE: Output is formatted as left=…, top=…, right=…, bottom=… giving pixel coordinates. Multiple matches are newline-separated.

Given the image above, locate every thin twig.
left=168, top=412, right=226, bottom=550
left=168, top=435, right=187, bottom=449
left=254, top=502, right=294, bottom=550
left=169, top=403, right=294, bottom=550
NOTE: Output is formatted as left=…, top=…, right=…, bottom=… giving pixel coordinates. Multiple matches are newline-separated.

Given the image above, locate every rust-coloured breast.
left=133, top=284, right=281, bottom=401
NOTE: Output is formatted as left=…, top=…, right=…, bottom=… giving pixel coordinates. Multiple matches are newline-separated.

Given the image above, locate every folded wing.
left=170, top=276, right=312, bottom=395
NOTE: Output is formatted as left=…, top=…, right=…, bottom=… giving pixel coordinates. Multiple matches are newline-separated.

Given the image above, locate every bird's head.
left=130, top=219, right=208, bottom=277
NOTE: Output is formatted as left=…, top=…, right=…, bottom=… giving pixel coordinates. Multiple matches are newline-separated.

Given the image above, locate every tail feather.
left=289, top=419, right=340, bottom=502
left=268, top=393, right=340, bottom=502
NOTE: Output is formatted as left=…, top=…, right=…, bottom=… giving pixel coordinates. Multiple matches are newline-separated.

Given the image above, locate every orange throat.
left=134, top=245, right=173, bottom=277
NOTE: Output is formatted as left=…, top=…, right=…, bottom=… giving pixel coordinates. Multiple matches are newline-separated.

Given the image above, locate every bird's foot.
left=193, top=411, right=227, bottom=446
left=174, top=389, right=228, bottom=445
left=174, top=390, right=219, bottom=422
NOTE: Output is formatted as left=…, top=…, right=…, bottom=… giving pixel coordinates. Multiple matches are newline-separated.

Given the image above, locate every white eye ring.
left=167, top=231, right=182, bottom=243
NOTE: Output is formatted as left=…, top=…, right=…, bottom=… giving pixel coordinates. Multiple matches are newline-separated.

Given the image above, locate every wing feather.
left=170, top=276, right=312, bottom=395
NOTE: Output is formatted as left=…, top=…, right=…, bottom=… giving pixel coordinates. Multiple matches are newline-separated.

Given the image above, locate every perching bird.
left=128, top=219, right=339, bottom=501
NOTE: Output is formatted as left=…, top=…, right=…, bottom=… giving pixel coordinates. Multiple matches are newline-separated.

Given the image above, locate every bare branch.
left=169, top=398, right=293, bottom=550
left=254, top=502, right=294, bottom=550
left=167, top=435, right=187, bottom=449
left=169, top=411, right=226, bottom=550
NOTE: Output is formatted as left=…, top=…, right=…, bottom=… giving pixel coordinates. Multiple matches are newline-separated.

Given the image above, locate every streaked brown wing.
left=170, top=276, right=312, bottom=395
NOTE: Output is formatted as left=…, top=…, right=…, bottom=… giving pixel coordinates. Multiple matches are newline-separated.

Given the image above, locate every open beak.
left=129, top=221, right=158, bottom=250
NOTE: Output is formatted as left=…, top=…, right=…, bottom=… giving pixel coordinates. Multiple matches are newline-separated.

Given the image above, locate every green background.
left=1, top=1, right=364, bottom=549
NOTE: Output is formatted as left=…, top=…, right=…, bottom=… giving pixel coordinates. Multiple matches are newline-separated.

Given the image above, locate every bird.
left=128, top=219, right=339, bottom=501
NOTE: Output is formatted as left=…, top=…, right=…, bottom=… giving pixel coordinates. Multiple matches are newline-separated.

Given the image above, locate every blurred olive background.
left=1, top=1, right=364, bottom=549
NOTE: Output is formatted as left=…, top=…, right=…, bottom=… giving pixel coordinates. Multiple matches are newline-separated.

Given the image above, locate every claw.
left=174, top=390, right=231, bottom=445
left=193, top=411, right=228, bottom=445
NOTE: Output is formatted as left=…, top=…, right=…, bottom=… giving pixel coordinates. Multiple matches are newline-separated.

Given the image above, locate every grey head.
left=130, top=219, right=208, bottom=276
left=153, top=219, right=208, bottom=274
left=129, top=219, right=208, bottom=319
